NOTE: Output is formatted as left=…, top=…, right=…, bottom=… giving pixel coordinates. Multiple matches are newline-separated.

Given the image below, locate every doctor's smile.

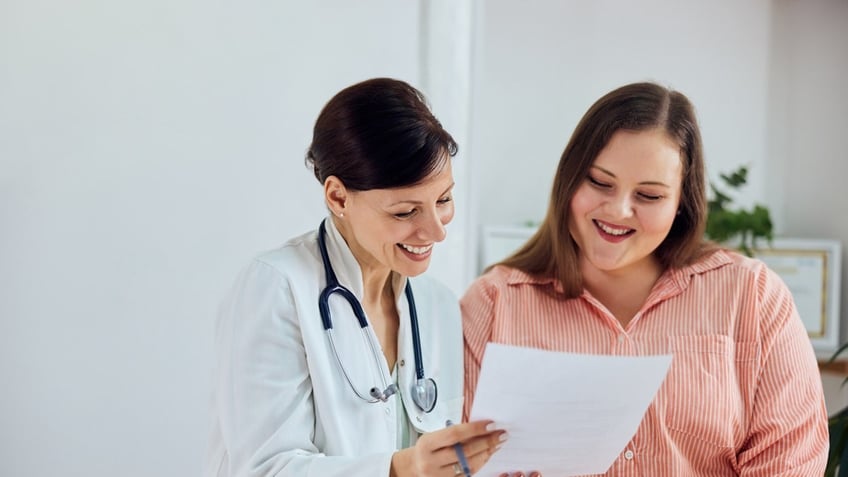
left=398, top=243, right=434, bottom=258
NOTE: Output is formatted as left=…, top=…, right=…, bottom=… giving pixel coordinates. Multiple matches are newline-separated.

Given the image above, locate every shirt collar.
left=664, top=249, right=733, bottom=292
left=501, top=249, right=733, bottom=296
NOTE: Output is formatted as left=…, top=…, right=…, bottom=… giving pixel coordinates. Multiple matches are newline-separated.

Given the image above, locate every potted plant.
left=705, top=165, right=773, bottom=256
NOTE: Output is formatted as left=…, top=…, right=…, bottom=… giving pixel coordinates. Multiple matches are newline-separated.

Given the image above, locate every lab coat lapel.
left=323, top=218, right=365, bottom=299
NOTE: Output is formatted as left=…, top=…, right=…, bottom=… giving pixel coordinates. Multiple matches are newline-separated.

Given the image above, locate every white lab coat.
left=205, top=218, right=463, bottom=477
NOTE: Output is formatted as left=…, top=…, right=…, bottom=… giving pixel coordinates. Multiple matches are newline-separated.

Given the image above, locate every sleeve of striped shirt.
left=459, top=274, right=498, bottom=422
left=737, top=265, right=829, bottom=476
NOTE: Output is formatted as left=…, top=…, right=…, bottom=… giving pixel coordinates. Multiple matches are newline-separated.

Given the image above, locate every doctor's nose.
left=422, top=208, right=451, bottom=243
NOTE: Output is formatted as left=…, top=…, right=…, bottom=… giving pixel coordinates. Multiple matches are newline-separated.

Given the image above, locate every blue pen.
left=446, top=419, right=472, bottom=477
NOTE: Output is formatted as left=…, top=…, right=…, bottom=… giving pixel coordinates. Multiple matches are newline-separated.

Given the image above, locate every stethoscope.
left=317, top=220, right=438, bottom=413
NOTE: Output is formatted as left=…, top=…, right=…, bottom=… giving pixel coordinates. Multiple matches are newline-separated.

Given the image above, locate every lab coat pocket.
left=444, top=396, right=463, bottom=423
left=661, top=335, right=742, bottom=448
left=410, top=396, right=464, bottom=434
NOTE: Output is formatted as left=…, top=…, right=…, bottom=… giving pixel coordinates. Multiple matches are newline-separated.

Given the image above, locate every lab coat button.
left=624, top=449, right=634, bottom=460
left=385, top=408, right=390, bottom=415
left=416, top=416, right=422, bottom=422
left=399, top=359, right=405, bottom=366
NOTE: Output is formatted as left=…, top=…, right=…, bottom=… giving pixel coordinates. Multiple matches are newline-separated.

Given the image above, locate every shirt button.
left=617, top=334, right=625, bottom=344
left=385, top=408, right=391, bottom=415
left=624, top=449, right=634, bottom=460
left=399, top=359, right=405, bottom=366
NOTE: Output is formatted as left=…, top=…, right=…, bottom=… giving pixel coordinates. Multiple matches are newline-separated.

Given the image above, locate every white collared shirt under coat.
left=205, top=218, right=463, bottom=477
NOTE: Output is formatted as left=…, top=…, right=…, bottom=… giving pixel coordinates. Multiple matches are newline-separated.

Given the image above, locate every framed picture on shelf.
left=754, top=238, right=842, bottom=353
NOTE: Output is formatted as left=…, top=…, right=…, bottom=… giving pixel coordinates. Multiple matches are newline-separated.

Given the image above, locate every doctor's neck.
left=332, top=216, right=398, bottom=305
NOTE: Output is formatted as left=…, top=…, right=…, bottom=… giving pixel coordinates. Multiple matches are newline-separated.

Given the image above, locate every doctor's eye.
left=437, top=196, right=453, bottom=205
left=394, top=209, right=417, bottom=219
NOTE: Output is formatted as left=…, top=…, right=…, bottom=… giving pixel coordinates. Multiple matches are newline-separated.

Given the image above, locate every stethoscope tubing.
left=403, top=282, right=426, bottom=381
left=316, top=219, right=435, bottom=411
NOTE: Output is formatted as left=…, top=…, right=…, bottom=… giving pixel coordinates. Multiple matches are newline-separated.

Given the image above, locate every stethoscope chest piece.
left=412, top=377, right=437, bottom=413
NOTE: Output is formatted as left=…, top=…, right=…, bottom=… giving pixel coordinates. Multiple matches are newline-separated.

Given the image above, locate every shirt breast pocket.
left=660, top=335, right=748, bottom=448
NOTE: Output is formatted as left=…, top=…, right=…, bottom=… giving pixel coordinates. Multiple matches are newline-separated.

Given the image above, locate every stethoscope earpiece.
left=317, top=220, right=438, bottom=413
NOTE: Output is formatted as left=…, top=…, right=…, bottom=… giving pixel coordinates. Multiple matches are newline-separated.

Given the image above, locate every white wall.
left=470, top=0, right=772, bottom=229
left=767, top=0, right=848, bottom=342
left=3, top=1, right=847, bottom=476
left=0, top=2, right=425, bottom=476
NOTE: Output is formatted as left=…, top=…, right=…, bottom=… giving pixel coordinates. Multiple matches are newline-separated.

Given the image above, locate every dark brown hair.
left=305, top=77, right=457, bottom=191
left=499, top=82, right=715, bottom=297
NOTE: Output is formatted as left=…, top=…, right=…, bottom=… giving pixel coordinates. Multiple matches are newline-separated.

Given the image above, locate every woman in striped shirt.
left=462, top=82, right=828, bottom=476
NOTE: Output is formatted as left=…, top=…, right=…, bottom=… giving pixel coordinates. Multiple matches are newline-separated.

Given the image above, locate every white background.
left=2, top=1, right=847, bottom=475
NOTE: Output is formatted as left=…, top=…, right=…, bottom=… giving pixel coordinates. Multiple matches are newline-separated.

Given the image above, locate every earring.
left=337, top=212, right=345, bottom=218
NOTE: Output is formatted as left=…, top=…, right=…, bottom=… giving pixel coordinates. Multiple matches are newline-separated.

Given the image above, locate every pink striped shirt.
left=461, top=250, right=828, bottom=476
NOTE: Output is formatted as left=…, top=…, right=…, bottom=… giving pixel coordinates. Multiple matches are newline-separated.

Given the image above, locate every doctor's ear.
left=324, top=176, right=348, bottom=218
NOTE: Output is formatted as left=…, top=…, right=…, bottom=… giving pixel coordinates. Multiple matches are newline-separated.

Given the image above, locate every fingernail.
left=498, top=432, right=509, bottom=442
left=485, top=421, right=499, bottom=432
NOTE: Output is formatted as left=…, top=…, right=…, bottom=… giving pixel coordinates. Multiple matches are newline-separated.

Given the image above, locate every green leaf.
left=705, top=166, right=773, bottom=259
left=720, top=165, right=748, bottom=187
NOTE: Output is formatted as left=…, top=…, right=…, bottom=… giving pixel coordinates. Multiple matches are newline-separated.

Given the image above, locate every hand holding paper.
left=470, top=343, right=672, bottom=477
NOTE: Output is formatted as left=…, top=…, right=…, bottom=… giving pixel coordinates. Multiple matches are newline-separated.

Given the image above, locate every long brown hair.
left=498, top=82, right=715, bottom=297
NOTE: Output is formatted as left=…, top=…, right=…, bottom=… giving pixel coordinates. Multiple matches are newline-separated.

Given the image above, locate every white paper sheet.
left=470, top=343, right=672, bottom=477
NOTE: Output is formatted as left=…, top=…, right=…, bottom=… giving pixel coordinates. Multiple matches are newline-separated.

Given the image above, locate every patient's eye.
left=588, top=176, right=611, bottom=189
left=637, top=192, right=663, bottom=201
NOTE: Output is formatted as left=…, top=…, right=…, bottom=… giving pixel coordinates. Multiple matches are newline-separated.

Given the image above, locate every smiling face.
left=328, top=159, right=455, bottom=279
left=568, top=128, right=683, bottom=279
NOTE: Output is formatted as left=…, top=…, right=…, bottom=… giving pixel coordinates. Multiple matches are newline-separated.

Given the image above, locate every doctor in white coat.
left=205, top=78, right=507, bottom=477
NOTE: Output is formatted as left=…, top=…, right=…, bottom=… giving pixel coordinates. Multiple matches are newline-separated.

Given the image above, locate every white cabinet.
left=479, top=225, right=538, bottom=273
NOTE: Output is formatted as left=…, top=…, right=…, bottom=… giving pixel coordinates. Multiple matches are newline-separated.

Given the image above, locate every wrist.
left=390, top=448, right=412, bottom=477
